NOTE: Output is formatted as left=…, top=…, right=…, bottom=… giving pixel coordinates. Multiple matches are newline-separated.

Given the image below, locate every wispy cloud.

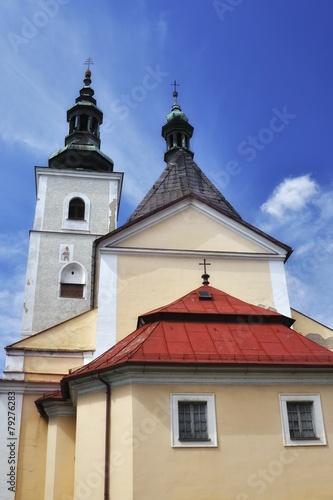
left=157, top=12, right=168, bottom=47
left=0, top=232, right=28, bottom=368
left=258, top=175, right=333, bottom=327
left=260, top=175, right=319, bottom=220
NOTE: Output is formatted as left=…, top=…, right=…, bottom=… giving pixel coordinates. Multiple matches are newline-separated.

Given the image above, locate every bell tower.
left=161, top=80, right=194, bottom=163
left=21, top=64, right=123, bottom=338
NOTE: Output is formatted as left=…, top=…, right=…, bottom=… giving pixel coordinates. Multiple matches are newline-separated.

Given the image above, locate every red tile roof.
left=64, top=286, right=333, bottom=381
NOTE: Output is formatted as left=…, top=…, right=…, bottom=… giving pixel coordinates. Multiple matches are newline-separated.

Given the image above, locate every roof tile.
left=128, top=149, right=241, bottom=221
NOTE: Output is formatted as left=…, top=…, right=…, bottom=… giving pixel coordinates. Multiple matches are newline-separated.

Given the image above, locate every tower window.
left=176, top=132, right=182, bottom=147
left=60, top=262, right=86, bottom=299
left=68, top=197, right=85, bottom=220
left=79, top=114, right=89, bottom=131
left=60, top=283, right=84, bottom=299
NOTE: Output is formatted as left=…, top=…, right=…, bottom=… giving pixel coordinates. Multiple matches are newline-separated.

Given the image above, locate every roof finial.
left=199, top=259, right=211, bottom=285
left=84, top=56, right=94, bottom=82
left=171, top=79, right=180, bottom=102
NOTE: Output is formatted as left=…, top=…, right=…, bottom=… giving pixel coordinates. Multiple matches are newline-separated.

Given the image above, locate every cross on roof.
left=171, top=79, right=180, bottom=93
left=199, top=259, right=211, bottom=274
left=84, top=57, right=94, bottom=70
left=199, top=259, right=211, bottom=285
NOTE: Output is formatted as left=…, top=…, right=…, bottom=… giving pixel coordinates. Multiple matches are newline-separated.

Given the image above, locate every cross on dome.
left=199, top=259, right=211, bottom=285
left=84, top=57, right=94, bottom=70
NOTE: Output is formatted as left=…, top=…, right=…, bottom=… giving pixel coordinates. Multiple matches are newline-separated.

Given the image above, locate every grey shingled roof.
left=128, top=149, right=241, bottom=221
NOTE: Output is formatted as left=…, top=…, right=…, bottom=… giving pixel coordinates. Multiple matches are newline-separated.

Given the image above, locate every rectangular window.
left=171, top=394, right=217, bottom=448
left=287, top=402, right=316, bottom=440
left=279, top=394, right=326, bottom=446
left=60, top=283, right=84, bottom=298
left=178, top=402, right=208, bottom=440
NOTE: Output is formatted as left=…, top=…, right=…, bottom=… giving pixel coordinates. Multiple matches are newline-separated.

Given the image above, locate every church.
left=1, top=67, right=333, bottom=500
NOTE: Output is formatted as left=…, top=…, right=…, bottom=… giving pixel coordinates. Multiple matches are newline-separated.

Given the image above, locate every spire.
left=161, top=81, right=194, bottom=163
left=128, top=149, right=241, bottom=222
left=65, top=61, right=102, bottom=149
left=48, top=61, right=114, bottom=172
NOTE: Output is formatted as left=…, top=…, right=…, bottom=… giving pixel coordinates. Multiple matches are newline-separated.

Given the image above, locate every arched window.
left=79, top=114, right=89, bottom=131
left=60, top=262, right=86, bottom=299
left=68, top=197, right=85, bottom=220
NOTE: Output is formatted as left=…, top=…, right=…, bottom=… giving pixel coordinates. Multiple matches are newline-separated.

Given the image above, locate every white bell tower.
left=21, top=65, right=123, bottom=337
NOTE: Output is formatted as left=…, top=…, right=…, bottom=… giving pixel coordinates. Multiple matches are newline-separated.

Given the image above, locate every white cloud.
left=0, top=233, right=28, bottom=370
left=157, top=12, right=168, bottom=47
left=261, top=175, right=319, bottom=219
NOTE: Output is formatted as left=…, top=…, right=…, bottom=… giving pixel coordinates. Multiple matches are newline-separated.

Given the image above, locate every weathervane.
left=199, top=259, right=211, bottom=285
left=84, top=57, right=94, bottom=71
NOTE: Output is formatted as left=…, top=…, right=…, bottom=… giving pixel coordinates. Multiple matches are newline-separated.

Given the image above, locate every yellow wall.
left=116, top=254, right=274, bottom=340
left=292, top=308, right=333, bottom=347
left=73, top=391, right=107, bottom=499
left=109, top=385, right=134, bottom=498
left=13, top=308, right=97, bottom=351
left=115, top=382, right=333, bottom=500
left=44, top=415, right=76, bottom=500
left=16, top=394, right=48, bottom=500
left=118, top=207, right=267, bottom=253
left=110, top=206, right=281, bottom=342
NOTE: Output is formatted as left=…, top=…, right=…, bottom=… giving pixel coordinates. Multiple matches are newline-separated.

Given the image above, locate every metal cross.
left=84, top=57, right=94, bottom=70
left=171, top=80, right=180, bottom=93
left=199, top=259, right=211, bottom=275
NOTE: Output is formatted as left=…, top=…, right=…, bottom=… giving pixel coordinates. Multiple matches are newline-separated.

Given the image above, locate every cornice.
left=100, top=246, right=286, bottom=261
left=35, top=166, right=124, bottom=183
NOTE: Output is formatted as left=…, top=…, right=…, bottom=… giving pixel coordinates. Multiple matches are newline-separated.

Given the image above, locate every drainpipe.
left=98, top=375, right=111, bottom=500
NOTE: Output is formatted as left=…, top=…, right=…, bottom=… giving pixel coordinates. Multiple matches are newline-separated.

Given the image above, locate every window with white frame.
left=62, top=193, right=90, bottom=231
left=279, top=394, right=326, bottom=446
left=171, top=394, right=217, bottom=447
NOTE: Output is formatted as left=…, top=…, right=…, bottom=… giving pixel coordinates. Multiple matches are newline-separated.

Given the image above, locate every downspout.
left=98, top=375, right=111, bottom=500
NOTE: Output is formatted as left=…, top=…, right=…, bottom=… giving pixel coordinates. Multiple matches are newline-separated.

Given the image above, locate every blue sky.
left=1, top=0, right=333, bottom=370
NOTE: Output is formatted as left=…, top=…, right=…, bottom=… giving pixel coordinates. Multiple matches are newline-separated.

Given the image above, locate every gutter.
left=98, top=375, right=111, bottom=500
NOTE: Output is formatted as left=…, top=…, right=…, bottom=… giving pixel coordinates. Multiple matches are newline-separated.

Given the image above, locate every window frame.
left=170, top=393, right=217, bottom=448
left=279, top=394, right=326, bottom=446
left=62, top=192, right=90, bottom=231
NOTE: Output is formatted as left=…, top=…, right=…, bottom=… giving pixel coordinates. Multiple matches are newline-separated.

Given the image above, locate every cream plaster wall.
left=16, top=394, right=47, bottom=500
left=44, top=415, right=76, bottom=500
left=73, top=391, right=107, bottom=500
left=292, top=309, right=333, bottom=340
left=127, top=383, right=333, bottom=500
left=109, top=385, right=134, bottom=499
left=17, top=308, right=96, bottom=351
left=24, top=356, right=83, bottom=379
left=115, top=254, right=275, bottom=341
left=117, top=207, right=268, bottom=253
